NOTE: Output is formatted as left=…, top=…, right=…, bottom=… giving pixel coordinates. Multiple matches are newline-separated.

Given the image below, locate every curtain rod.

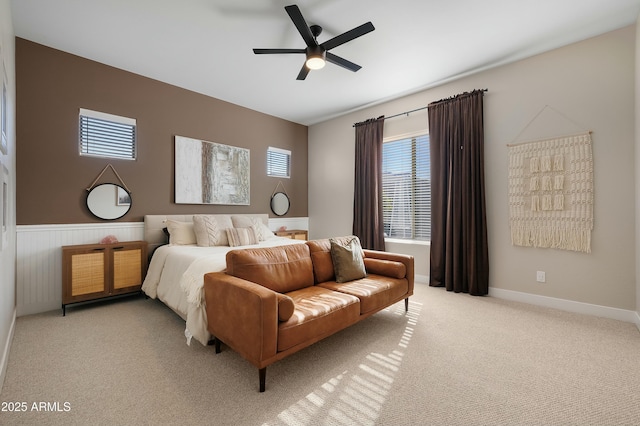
left=353, top=88, right=488, bottom=127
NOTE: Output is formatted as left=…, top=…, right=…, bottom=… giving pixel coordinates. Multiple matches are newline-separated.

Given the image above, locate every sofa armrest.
left=363, top=250, right=415, bottom=295
left=203, top=272, right=278, bottom=368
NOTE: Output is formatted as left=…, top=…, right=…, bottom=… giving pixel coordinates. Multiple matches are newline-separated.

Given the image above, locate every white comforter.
left=142, top=237, right=304, bottom=345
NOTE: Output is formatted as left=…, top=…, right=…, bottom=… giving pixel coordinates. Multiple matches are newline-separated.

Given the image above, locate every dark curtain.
left=353, top=116, right=386, bottom=251
left=428, top=90, right=489, bottom=295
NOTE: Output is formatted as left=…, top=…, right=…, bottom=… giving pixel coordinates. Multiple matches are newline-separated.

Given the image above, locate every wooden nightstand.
left=275, top=229, right=308, bottom=240
left=62, top=241, right=148, bottom=315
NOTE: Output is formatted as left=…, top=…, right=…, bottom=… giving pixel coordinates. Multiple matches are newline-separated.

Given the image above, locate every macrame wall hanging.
left=507, top=105, right=593, bottom=253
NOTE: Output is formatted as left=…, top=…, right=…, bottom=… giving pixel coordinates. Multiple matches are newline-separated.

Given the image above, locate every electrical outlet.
left=536, top=271, right=546, bottom=283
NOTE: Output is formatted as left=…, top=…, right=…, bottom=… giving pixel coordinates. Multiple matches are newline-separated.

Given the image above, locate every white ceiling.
left=10, top=0, right=640, bottom=125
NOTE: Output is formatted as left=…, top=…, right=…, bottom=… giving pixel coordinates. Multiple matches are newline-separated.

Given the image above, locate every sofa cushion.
left=306, top=236, right=363, bottom=284
left=277, top=286, right=360, bottom=352
left=364, top=258, right=406, bottom=279
left=330, top=237, right=366, bottom=283
left=225, top=243, right=314, bottom=293
left=319, top=275, right=409, bottom=314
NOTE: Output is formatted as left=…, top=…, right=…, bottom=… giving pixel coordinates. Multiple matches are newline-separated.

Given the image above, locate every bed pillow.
left=226, top=227, right=259, bottom=247
left=231, top=216, right=275, bottom=241
left=192, top=215, right=232, bottom=247
left=330, top=236, right=366, bottom=283
left=252, top=223, right=276, bottom=241
left=165, top=220, right=196, bottom=245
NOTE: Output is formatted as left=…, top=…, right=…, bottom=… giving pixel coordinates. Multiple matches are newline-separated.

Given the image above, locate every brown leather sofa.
left=203, top=236, right=414, bottom=392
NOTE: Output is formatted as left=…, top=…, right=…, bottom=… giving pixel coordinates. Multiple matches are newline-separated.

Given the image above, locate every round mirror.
left=270, top=192, right=290, bottom=216
left=86, top=183, right=132, bottom=220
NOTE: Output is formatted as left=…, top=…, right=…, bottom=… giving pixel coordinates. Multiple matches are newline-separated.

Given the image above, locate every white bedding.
left=142, top=237, right=304, bottom=345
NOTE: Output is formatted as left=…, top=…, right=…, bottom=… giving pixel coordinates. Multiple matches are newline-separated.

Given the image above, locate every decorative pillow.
left=193, top=215, right=232, bottom=246
left=231, top=216, right=275, bottom=241
left=252, top=223, right=276, bottom=241
left=329, top=236, right=366, bottom=283
left=165, top=220, right=196, bottom=245
left=231, top=215, right=256, bottom=228
left=226, top=227, right=259, bottom=247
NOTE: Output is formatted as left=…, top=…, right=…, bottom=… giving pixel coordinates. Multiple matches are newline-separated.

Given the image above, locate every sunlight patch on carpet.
left=266, top=300, right=423, bottom=425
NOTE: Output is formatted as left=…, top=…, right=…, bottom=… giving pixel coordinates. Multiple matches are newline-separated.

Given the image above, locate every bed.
left=141, top=213, right=304, bottom=346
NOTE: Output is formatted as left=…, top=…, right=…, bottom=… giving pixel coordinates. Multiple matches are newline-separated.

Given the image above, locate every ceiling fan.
left=253, top=4, right=375, bottom=80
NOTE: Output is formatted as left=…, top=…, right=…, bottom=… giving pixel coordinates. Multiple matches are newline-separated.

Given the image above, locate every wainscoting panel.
left=17, top=223, right=144, bottom=317
left=268, top=217, right=309, bottom=233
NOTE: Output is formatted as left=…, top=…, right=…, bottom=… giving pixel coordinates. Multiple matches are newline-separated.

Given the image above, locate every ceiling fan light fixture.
left=305, top=47, right=326, bottom=70
left=306, top=56, right=325, bottom=70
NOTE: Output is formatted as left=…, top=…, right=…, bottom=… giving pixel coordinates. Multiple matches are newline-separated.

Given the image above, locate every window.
left=79, top=108, right=136, bottom=160
left=267, top=147, right=291, bottom=178
left=382, top=133, right=430, bottom=241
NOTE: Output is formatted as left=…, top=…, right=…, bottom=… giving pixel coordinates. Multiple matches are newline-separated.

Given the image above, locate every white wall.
left=310, top=26, right=637, bottom=315
left=635, top=16, right=640, bottom=330
left=0, top=0, right=16, bottom=392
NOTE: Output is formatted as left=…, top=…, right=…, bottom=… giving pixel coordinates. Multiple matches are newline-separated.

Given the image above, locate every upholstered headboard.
left=143, top=213, right=270, bottom=255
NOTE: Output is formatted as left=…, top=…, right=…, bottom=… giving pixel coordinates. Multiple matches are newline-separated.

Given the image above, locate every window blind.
left=79, top=108, right=136, bottom=160
left=267, top=147, right=291, bottom=178
left=382, top=134, right=430, bottom=241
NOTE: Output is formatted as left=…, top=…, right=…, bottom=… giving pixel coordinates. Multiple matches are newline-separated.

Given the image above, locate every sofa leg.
left=405, top=298, right=409, bottom=312
left=259, top=368, right=266, bottom=392
left=215, top=338, right=221, bottom=354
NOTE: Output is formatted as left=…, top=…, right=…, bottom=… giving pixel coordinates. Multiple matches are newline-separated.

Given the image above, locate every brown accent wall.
left=15, top=38, right=308, bottom=225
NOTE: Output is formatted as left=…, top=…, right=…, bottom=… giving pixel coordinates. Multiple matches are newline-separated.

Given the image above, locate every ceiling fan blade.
left=326, top=52, right=361, bottom=72
left=253, top=48, right=306, bottom=54
left=296, top=64, right=310, bottom=80
left=285, top=5, right=317, bottom=47
left=321, top=22, right=375, bottom=51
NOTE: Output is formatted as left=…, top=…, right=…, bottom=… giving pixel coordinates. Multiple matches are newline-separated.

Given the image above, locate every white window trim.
left=79, top=108, right=137, bottom=160
left=385, top=237, right=431, bottom=246
left=383, top=129, right=428, bottom=143
left=79, top=108, right=136, bottom=126
left=267, top=146, right=291, bottom=179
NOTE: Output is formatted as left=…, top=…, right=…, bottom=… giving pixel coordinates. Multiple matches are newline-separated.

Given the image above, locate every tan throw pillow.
left=226, top=227, right=259, bottom=247
left=165, top=220, right=196, bottom=245
left=192, top=215, right=232, bottom=246
left=330, top=236, right=366, bottom=283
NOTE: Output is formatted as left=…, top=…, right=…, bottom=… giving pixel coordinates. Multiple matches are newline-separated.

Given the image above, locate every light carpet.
left=1, top=284, right=639, bottom=425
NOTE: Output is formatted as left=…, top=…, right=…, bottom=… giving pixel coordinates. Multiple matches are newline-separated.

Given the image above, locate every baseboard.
left=17, top=301, right=61, bottom=317
left=415, top=274, right=428, bottom=284
left=489, top=287, right=638, bottom=324
left=0, top=308, right=17, bottom=394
